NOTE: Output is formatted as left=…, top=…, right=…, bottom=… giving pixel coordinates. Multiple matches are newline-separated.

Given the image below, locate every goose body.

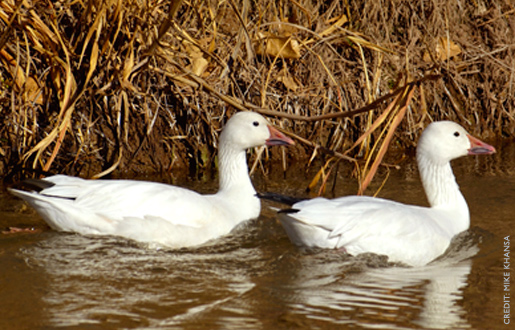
left=10, top=112, right=294, bottom=248
left=276, top=121, right=495, bottom=266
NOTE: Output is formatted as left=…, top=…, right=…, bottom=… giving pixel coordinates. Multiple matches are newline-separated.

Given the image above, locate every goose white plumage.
left=9, top=112, right=294, bottom=248
left=276, top=121, right=495, bottom=266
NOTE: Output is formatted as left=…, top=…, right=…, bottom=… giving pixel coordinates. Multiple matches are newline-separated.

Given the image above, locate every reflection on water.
left=20, top=230, right=264, bottom=329
left=0, top=140, right=513, bottom=329
left=276, top=239, right=477, bottom=329
left=7, top=227, right=481, bottom=329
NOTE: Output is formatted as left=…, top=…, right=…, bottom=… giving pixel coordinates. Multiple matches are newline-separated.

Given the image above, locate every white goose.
left=10, top=112, right=294, bottom=248
left=274, top=121, right=495, bottom=266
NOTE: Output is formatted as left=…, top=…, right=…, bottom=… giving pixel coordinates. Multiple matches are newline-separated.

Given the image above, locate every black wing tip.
left=11, top=178, right=55, bottom=192
left=256, top=192, right=306, bottom=206
left=278, top=208, right=300, bottom=214
left=10, top=178, right=76, bottom=201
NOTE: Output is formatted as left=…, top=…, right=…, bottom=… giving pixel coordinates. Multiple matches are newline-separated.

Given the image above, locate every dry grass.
left=1, top=0, right=514, bottom=193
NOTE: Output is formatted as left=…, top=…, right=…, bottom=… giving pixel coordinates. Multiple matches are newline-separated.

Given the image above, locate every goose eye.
left=454, top=131, right=460, bottom=137
left=253, top=121, right=259, bottom=127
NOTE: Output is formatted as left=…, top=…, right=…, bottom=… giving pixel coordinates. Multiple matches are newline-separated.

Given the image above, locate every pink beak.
left=467, top=134, right=496, bottom=155
left=266, top=125, right=295, bottom=146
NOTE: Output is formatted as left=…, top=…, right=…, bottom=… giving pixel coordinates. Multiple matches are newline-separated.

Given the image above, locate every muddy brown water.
left=1, top=141, right=513, bottom=330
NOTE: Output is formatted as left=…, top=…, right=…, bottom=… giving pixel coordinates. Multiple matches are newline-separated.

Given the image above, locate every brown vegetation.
left=1, top=0, right=514, bottom=192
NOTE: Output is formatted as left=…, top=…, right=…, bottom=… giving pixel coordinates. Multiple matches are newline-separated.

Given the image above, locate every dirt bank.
left=1, top=0, right=513, bottom=182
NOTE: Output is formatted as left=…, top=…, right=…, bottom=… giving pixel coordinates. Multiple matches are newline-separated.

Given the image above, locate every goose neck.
left=417, top=154, right=470, bottom=233
left=417, top=154, right=463, bottom=207
left=217, top=143, right=255, bottom=194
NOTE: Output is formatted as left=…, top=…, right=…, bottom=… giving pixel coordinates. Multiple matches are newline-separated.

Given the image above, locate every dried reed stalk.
left=0, top=0, right=512, bottom=191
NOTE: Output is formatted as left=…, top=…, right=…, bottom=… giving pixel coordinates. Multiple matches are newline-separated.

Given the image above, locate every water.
left=0, top=141, right=513, bottom=329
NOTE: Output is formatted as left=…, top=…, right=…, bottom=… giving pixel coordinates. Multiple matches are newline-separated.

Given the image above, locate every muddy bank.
left=1, top=0, right=513, bottom=180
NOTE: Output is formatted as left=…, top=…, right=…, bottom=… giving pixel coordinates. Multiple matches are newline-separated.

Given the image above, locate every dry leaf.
left=183, top=40, right=209, bottom=76
left=0, top=49, right=44, bottom=104
left=320, top=14, right=348, bottom=37
left=436, top=37, right=462, bottom=60
left=24, top=76, right=44, bottom=105
left=190, top=57, right=209, bottom=76
left=423, top=37, right=462, bottom=62
left=277, top=67, right=300, bottom=91
left=255, top=32, right=301, bottom=59
left=346, top=35, right=395, bottom=54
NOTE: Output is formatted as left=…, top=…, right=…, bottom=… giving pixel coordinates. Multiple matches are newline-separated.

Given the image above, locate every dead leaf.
left=320, top=14, right=348, bottom=37
left=183, top=40, right=209, bottom=76
left=255, top=32, right=301, bottom=59
left=0, top=49, right=44, bottom=104
left=24, top=76, right=44, bottom=105
left=423, top=37, right=462, bottom=62
left=277, top=67, right=300, bottom=91
left=346, top=35, right=395, bottom=54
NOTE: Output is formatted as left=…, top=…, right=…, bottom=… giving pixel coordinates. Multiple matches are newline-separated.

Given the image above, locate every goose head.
left=219, top=112, right=295, bottom=150
left=417, top=121, right=496, bottom=164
